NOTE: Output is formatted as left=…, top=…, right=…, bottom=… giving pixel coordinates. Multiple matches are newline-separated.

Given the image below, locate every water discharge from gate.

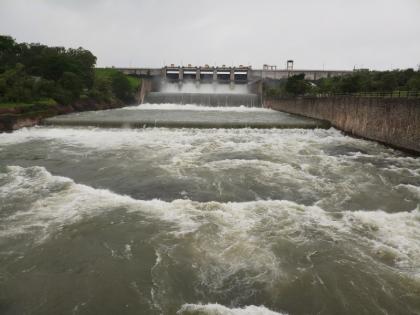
left=145, top=81, right=261, bottom=107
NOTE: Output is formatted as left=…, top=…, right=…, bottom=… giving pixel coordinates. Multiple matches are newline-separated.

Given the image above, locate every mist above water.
left=126, top=103, right=272, bottom=112
left=159, top=82, right=250, bottom=94
left=148, top=82, right=259, bottom=107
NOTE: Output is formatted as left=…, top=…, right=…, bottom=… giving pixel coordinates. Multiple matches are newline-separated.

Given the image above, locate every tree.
left=0, top=35, right=102, bottom=105
left=67, top=47, right=96, bottom=88
left=89, top=76, right=113, bottom=102
left=338, top=74, right=362, bottom=93
left=380, top=72, right=398, bottom=91
left=33, top=78, right=56, bottom=99
left=59, top=72, right=83, bottom=100
left=0, top=63, right=35, bottom=102
left=408, top=73, right=420, bottom=91
left=41, top=49, right=71, bottom=81
left=0, top=35, right=18, bottom=73
left=285, top=74, right=311, bottom=95
left=111, top=72, right=133, bottom=103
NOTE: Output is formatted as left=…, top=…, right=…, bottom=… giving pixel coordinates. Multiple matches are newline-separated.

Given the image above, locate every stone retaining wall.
left=265, top=97, right=420, bottom=154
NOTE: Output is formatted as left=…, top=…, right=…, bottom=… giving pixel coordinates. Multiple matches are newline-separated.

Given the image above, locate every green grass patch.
left=126, top=75, right=142, bottom=90
left=95, top=68, right=142, bottom=90
left=34, top=98, right=57, bottom=106
left=0, top=103, right=32, bottom=109
left=94, top=68, right=119, bottom=79
left=0, top=98, right=57, bottom=109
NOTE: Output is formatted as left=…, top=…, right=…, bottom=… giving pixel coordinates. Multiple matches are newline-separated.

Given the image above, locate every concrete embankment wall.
left=138, top=79, right=153, bottom=103
left=265, top=97, right=420, bottom=154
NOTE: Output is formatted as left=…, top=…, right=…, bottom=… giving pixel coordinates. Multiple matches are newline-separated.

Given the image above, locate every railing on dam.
left=318, top=91, right=420, bottom=99
left=268, top=91, right=420, bottom=100
left=113, top=66, right=353, bottom=82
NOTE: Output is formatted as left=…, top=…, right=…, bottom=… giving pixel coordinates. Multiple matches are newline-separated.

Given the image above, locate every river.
left=0, top=104, right=419, bottom=314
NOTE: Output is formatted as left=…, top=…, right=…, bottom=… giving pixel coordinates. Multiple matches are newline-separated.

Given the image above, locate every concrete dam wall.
left=265, top=97, right=420, bottom=154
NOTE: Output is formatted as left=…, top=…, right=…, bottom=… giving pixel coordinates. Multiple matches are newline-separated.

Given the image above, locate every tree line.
left=265, top=68, right=420, bottom=97
left=0, top=35, right=139, bottom=105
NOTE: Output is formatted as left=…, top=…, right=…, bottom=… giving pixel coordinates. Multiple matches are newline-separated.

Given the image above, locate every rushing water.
left=144, top=92, right=260, bottom=107
left=1, top=104, right=420, bottom=315
left=147, top=82, right=260, bottom=107
left=43, top=104, right=329, bottom=129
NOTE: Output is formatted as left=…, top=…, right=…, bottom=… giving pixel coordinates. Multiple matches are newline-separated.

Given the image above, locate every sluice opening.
left=147, top=81, right=261, bottom=107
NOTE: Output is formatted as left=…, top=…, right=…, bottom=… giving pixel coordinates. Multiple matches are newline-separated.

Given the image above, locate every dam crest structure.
left=112, top=64, right=352, bottom=107
left=45, top=64, right=332, bottom=129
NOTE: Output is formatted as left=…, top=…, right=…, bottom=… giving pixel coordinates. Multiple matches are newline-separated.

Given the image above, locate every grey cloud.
left=0, top=0, right=419, bottom=70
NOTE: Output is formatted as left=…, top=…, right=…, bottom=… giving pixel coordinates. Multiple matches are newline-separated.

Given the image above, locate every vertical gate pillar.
left=179, top=67, right=184, bottom=81
left=230, top=69, right=235, bottom=82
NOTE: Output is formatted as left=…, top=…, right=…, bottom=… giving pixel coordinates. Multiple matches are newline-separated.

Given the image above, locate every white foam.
left=0, top=166, right=205, bottom=241
left=124, top=103, right=273, bottom=112
left=177, top=303, right=286, bottom=315
left=0, top=166, right=135, bottom=241
left=0, top=127, right=418, bottom=219
left=342, top=208, right=420, bottom=273
left=397, top=184, right=420, bottom=198
left=0, top=125, right=361, bottom=154
left=159, top=82, right=249, bottom=94
left=1, top=166, right=420, bottom=282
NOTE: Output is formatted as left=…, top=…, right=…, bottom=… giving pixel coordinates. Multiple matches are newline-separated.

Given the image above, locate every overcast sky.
left=1, top=0, right=419, bottom=70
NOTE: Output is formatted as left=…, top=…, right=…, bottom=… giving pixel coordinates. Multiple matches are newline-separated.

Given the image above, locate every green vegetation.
left=284, top=74, right=311, bottom=95
left=264, top=69, right=420, bottom=97
left=0, top=99, right=57, bottom=109
left=0, top=35, right=140, bottom=108
left=95, top=68, right=142, bottom=90
left=94, top=68, right=141, bottom=103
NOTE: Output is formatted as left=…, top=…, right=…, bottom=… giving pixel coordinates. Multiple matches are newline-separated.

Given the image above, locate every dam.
left=1, top=76, right=420, bottom=315
left=44, top=79, right=329, bottom=129
left=115, top=65, right=352, bottom=81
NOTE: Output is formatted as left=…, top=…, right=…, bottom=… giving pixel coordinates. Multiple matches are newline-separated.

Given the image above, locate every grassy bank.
left=0, top=99, right=57, bottom=109
left=95, top=68, right=142, bottom=91
left=0, top=98, right=125, bottom=132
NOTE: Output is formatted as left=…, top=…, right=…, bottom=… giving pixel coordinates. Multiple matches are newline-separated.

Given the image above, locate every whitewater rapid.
left=0, top=122, right=419, bottom=314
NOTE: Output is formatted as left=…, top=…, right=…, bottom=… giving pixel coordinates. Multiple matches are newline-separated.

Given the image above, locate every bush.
left=285, top=74, right=311, bottom=95
left=59, top=72, right=83, bottom=100
left=89, top=76, right=114, bottom=102
left=111, top=72, right=133, bottom=103
left=408, top=74, right=420, bottom=91
left=0, top=63, right=35, bottom=102
left=93, top=68, right=138, bottom=104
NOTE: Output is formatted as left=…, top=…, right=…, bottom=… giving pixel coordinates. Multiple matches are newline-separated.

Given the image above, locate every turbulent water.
left=146, top=83, right=260, bottom=107
left=159, top=82, right=250, bottom=94
left=43, top=104, right=328, bottom=129
left=1, top=104, right=420, bottom=314
left=144, top=92, right=260, bottom=107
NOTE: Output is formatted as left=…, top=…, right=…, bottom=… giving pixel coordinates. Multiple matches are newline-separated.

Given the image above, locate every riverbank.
left=265, top=96, right=420, bottom=154
left=0, top=99, right=125, bottom=132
